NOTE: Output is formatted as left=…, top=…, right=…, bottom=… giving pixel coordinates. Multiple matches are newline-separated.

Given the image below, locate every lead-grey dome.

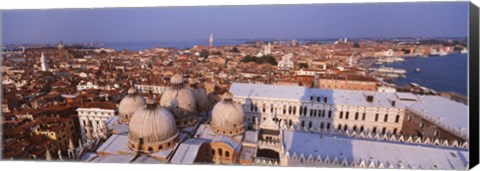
left=160, top=74, right=198, bottom=128
left=118, top=87, right=146, bottom=124
left=191, top=82, right=210, bottom=114
left=210, top=92, right=245, bottom=136
left=128, top=97, right=179, bottom=153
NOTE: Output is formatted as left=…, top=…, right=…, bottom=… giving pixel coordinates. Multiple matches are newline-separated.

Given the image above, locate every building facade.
left=76, top=102, right=117, bottom=143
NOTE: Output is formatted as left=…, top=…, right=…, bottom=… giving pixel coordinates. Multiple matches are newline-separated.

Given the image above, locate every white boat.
left=460, top=48, right=468, bottom=54
left=376, top=66, right=407, bottom=74
left=415, top=68, right=421, bottom=73
left=439, top=50, right=448, bottom=56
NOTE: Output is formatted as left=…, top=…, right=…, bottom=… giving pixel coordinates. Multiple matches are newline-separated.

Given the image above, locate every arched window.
left=299, top=106, right=303, bottom=115
left=395, top=115, right=400, bottom=123
left=384, top=114, right=388, bottom=122
left=317, top=96, right=321, bottom=102
left=338, top=124, right=342, bottom=130
left=355, top=112, right=359, bottom=120
left=345, top=112, right=349, bottom=119
left=211, top=149, right=215, bottom=155
left=339, top=111, right=343, bottom=119
left=393, top=128, right=397, bottom=135
left=148, top=147, right=153, bottom=152
left=375, top=114, right=379, bottom=122
left=218, top=148, right=223, bottom=156
left=360, top=126, right=364, bottom=132
left=283, top=105, right=286, bottom=114
left=326, top=123, right=331, bottom=130
left=382, top=127, right=386, bottom=134
left=362, top=113, right=366, bottom=120
left=293, top=106, right=297, bottom=115
left=353, top=125, right=357, bottom=131
left=262, top=103, right=266, bottom=113
left=288, top=106, right=292, bottom=114
left=225, top=151, right=230, bottom=157
left=372, top=127, right=377, bottom=133
left=320, top=122, right=324, bottom=129
left=328, top=111, right=332, bottom=118
left=159, top=145, right=163, bottom=150
left=343, top=125, right=348, bottom=131
left=303, top=106, right=308, bottom=116
left=324, top=97, right=328, bottom=103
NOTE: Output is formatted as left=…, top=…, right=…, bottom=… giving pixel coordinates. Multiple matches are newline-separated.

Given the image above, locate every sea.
left=375, top=54, right=468, bottom=96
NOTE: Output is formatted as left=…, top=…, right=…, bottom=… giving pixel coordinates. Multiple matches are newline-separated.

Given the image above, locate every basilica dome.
left=210, top=92, right=245, bottom=136
left=190, top=80, right=210, bottom=114
left=159, top=74, right=198, bottom=128
left=128, top=97, right=179, bottom=153
left=118, top=87, right=146, bottom=124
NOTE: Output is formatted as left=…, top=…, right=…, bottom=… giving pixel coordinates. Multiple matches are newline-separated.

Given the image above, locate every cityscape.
left=0, top=2, right=471, bottom=170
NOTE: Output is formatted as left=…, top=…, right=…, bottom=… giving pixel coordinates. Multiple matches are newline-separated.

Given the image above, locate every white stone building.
left=76, top=103, right=117, bottom=144
left=229, top=83, right=468, bottom=139
left=277, top=53, right=294, bottom=70
left=77, top=81, right=100, bottom=91
left=134, top=84, right=167, bottom=94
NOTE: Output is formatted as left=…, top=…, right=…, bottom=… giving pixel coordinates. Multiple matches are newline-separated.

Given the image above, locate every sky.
left=1, top=2, right=469, bottom=44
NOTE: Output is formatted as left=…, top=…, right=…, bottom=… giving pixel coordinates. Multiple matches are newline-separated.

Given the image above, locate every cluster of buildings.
left=1, top=37, right=469, bottom=169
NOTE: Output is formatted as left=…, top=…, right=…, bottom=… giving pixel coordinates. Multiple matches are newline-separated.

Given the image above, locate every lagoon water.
left=378, top=54, right=468, bottom=95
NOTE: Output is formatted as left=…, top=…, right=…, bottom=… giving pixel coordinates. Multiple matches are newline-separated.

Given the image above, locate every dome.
left=160, top=74, right=198, bottom=128
left=170, top=74, right=184, bottom=85
left=128, top=97, right=179, bottom=153
left=210, top=92, right=245, bottom=136
left=191, top=84, right=210, bottom=114
left=118, top=87, right=146, bottom=124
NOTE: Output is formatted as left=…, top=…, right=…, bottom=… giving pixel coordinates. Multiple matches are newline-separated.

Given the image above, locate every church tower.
left=40, top=52, right=49, bottom=72
left=209, top=33, right=214, bottom=48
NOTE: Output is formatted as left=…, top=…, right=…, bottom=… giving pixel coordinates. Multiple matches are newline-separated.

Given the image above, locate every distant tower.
left=209, top=33, right=214, bottom=48
left=40, top=52, right=49, bottom=72
left=264, top=42, right=272, bottom=55
left=57, top=41, right=65, bottom=58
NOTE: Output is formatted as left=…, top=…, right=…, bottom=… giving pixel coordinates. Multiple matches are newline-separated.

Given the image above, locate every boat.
left=439, top=50, right=448, bottom=56
left=415, top=68, right=421, bottom=73
left=460, top=48, right=468, bottom=54
left=376, top=66, right=407, bottom=74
